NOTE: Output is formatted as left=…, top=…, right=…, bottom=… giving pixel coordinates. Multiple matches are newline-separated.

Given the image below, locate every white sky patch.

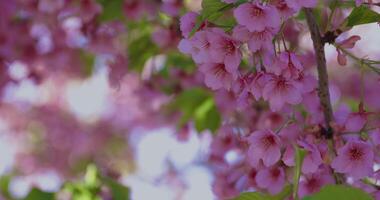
left=125, top=128, right=215, bottom=200
left=65, top=68, right=109, bottom=122
left=0, top=132, right=18, bottom=176
left=3, top=80, right=40, bottom=104
left=9, top=171, right=62, bottom=199
left=8, top=61, right=29, bottom=81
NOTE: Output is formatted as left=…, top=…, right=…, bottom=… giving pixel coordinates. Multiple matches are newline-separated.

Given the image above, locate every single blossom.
left=299, top=141, right=323, bottom=174
left=199, top=63, right=238, bottom=90
left=234, top=2, right=280, bottom=32
left=179, top=12, right=199, bottom=38
left=249, top=72, right=271, bottom=100
left=247, top=130, right=282, bottom=167
left=336, top=35, right=361, bottom=66
left=271, top=52, right=304, bottom=78
left=178, top=30, right=212, bottom=64
left=298, top=170, right=335, bottom=197
left=282, top=141, right=323, bottom=174
left=247, top=28, right=277, bottom=52
left=209, top=28, right=242, bottom=72
left=262, top=74, right=302, bottom=111
left=332, top=141, right=374, bottom=179
left=295, top=72, right=317, bottom=94
left=284, top=0, right=317, bottom=11
left=278, top=123, right=301, bottom=144
left=344, top=103, right=369, bottom=132
left=255, top=166, right=286, bottom=194
left=270, top=0, right=296, bottom=19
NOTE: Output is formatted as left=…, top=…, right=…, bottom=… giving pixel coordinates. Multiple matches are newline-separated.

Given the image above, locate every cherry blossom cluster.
left=178, top=0, right=380, bottom=199
left=1, top=0, right=380, bottom=199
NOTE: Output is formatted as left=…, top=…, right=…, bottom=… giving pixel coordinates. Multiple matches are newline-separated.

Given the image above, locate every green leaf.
left=127, top=21, right=159, bottom=72
left=170, top=88, right=221, bottom=133
left=84, top=164, right=100, bottom=188
left=24, top=188, right=55, bottom=200
left=189, top=0, right=235, bottom=37
left=232, top=185, right=292, bottom=200
left=293, top=146, right=307, bottom=200
left=0, top=175, right=12, bottom=199
left=80, top=51, right=95, bottom=77
left=103, top=177, right=130, bottom=200
left=347, top=6, right=380, bottom=27
left=201, top=0, right=232, bottom=21
left=303, top=185, right=374, bottom=200
left=97, top=0, right=125, bottom=22
left=194, top=98, right=221, bottom=133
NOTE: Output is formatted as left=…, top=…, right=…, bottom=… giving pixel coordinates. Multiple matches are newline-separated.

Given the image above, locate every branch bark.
left=304, top=8, right=344, bottom=184
left=304, top=8, right=333, bottom=133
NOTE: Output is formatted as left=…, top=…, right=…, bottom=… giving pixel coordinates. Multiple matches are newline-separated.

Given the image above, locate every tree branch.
left=304, top=8, right=345, bottom=184
left=304, top=8, right=334, bottom=133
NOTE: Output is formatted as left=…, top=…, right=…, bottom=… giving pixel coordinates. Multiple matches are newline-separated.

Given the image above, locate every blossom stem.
left=335, top=45, right=380, bottom=75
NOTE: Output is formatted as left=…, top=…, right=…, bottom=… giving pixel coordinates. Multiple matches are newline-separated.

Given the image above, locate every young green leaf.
left=24, top=188, right=55, bottom=200
left=103, top=177, right=130, bottom=200
left=293, top=146, right=307, bottom=200
left=97, top=0, right=125, bottom=22
left=170, top=88, right=221, bottom=133
left=303, top=185, right=374, bottom=200
left=347, top=6, right=380, bottom=27
left=232, top=185, right=292, bottom=200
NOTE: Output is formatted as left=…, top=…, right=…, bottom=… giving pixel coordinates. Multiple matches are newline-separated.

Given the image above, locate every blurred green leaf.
left=201, top=0, right=232, bottom=21
left=232, top=185, right=292, bottom=200
left=165, top=52, right=195, bottom=74
left=103, top=177, right=130, bottom=200
left=293, top=146, right=307, bottom=200
left=84, top=164, right=100, bottom=188
left=80, top=51, right=95, bottom=77
left=24, top=188, right=54, bottom=200
left=128, top=22, right=159, bottom=72
left=194, top=98, right=221, bottom=133
left=303, top=185, right=373, bottom=200
left=0, top=175, right=12, bottom=199
left=97, top=0, right=125, bottom=22
left=171, top=88, right=221, bottom=133
left=189, top=0, right=236, bottom=36
left=347, top=6, right=380, bottom=27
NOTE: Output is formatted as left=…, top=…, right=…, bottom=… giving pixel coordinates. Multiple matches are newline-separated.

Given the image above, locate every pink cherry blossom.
left=262, top=74, right=302, bottom=111
left=298, top=169, right=335, bottom=197
left=255, top=166, right=286, bottom=194
left=209, top=28, right=242, bottom=71
left=299, top=141, right=323, bottom=174
left=271, top=52, right=304, bottom=78
left=344, top=104, right=369, bottom=132
left=199, top=63, right=238, bottom=90
left=285, top=0, right=317, bottom=11
left=247, top=28, right=277, bottom=52
left=180, top=12, right=199, bottom=38
left=234, top=2, right=281, bottom=32
left=336, top=35, right=361, bottom=66
left=247, top=130, right=282, bottom=167
left=270, top=0, right=296, bottom=19
left=282, top=141, right=323, bottom=174
left=332, top=141, right=374, bottom=179
left=250, top=72, right=271, bottom=100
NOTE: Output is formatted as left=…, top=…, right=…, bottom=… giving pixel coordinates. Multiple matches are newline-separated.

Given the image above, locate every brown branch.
left=304, top=8, right=345, bottom=184
left=304, top=8, right=334, bottom=133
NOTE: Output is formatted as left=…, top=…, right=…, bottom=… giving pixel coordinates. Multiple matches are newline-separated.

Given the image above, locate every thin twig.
left=335, top=45, right=380, bottom=75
